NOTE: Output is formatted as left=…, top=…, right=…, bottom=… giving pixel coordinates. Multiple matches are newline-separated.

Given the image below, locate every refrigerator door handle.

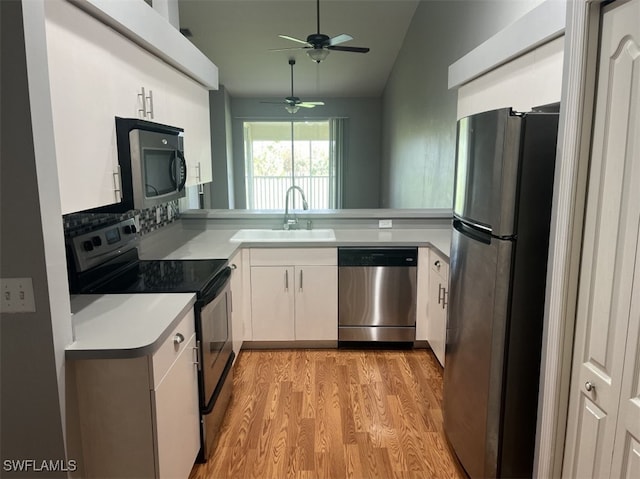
left=453, top=218, right=492, bottom=245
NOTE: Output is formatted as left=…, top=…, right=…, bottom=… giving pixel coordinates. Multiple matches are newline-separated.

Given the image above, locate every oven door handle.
left=198, top=266, right=232, bottom=306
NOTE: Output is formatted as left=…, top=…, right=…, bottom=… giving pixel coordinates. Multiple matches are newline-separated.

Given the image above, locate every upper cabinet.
left=44, top=0, right=215, bottom=214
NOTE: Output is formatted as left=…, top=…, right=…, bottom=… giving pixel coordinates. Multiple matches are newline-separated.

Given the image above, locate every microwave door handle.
left=176, top=150, right=187, bottom=191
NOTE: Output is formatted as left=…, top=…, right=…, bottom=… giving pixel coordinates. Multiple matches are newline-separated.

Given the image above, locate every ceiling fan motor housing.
left=306, top=33, right=331, bottom=47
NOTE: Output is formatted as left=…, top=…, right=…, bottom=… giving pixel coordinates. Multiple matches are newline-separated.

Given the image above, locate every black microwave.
left=107, top=117, right=187, bottom=212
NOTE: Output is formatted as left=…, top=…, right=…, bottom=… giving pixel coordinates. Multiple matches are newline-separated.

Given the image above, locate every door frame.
left=534, top=0, right=609, bottom=477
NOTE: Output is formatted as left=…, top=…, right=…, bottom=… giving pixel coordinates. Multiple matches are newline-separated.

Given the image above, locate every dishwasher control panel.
left=337, top=247, right=417, bottom=267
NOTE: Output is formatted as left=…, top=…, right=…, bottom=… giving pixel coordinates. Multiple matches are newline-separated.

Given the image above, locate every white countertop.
left=66, top=293, right=196, bottom=360
left=140, top=223, right=451, bottom=261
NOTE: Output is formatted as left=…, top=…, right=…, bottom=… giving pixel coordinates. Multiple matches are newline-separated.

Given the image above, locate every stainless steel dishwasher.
left=338, top=247, right=417, bottom=342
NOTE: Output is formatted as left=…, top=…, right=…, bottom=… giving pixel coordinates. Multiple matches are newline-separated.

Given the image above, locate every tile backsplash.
left=63, top=200, right=179, bottom=238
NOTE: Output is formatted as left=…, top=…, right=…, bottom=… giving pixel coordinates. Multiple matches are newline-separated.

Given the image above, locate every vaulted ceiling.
left=178, top=0, right=420, bottom=99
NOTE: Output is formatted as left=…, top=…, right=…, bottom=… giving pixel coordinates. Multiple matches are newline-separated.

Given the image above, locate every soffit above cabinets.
left=448, top=0, right=566, bottom=90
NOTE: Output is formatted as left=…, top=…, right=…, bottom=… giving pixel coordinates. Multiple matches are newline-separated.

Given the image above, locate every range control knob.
left=123, top=224, right=137, bottom=235
left=91, top=236, right=102, bottom=247
left=82, top=240, right=94, bottom=252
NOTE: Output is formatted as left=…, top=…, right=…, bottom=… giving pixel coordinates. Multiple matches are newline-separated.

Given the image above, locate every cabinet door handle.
left=434, top=260, right=441, bottom=270
left=196, top=162, right=202, bottom=183
left=138, top=86, right=147, bottom=117
left=285, top=270, right=289, bottom=291
left=442, top=288, right=448, bottom=309
left=194, top=340, right=201, bottom=370
left=173, top=333, right=185, bottom=345
left=113, top=165, right=123, bottom=202
left=438, top=284, right=443, bottom=304
left=146, top=89, right=154, bottom=119
left=299, top=269, right=303, bottom=291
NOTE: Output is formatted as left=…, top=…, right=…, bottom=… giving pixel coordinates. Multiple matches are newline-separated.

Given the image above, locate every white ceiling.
left=177, top=0, right=419, bottom=99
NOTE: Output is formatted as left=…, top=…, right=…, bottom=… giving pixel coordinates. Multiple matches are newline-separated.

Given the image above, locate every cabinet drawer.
left=151, top=308, right=195, bottom=388
left=250, top=248, right=337, bottom=266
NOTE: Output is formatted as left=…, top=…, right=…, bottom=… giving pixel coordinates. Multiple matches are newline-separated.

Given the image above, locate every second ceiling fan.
left=262, top=59, right=324, bottom=114
left=274, top=0, right=370, bottom=63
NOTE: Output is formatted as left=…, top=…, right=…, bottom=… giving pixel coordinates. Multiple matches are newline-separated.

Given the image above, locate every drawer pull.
left=173, top=333, right=185, bottom=345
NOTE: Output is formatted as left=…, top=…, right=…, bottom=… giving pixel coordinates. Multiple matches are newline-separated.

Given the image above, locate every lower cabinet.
left=72, top=310, right=199, bottom=478
left=229, top=249, right=245, bottom=356
left=249, top=248, right=337, bottom=342
left=427, top=249, right=449, bottom=367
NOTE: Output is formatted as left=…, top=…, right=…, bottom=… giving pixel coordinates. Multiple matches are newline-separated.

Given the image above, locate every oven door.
left=196, top=268, right=233, bottom=409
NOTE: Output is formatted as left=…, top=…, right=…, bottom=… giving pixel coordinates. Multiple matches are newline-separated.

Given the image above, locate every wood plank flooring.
left=189, top=348, right=467, bottom=479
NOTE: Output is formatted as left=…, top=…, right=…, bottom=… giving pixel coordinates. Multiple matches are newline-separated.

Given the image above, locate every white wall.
left=381, top=0, right=545, bottom=209
left=1, top=1, right=71, bottom=474
left=229, top=97, right=382, bottom=209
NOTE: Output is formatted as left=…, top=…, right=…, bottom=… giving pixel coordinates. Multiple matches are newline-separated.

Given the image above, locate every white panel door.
left=294, top=265, right=337, bottom=341
left=563, top=0, right=640, bottom=476
left=611, top=240, right=640, bottom=479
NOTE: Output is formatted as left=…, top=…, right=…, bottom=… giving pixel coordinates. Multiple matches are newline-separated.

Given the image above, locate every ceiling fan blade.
left=327, top=45, right=370, bottom=53
left=278, top=34, right=310, bottom=46
left=329, top=33, right=353, bottom=46
left=300, top=101, right=325, bottom=106
left=298, top=103, right=318, bottom=109
left=268, top=47, right=309, bottom=52
left=260, top=100, right=287, bottom=105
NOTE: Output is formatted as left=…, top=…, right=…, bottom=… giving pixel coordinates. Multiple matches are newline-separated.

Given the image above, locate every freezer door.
left=443, top=220, right=513, bottom=479
left=453, top=108, right=522, bottom=237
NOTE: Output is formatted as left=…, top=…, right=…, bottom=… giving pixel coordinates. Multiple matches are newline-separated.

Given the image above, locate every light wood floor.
left=189, top=348, right=467, bottom=479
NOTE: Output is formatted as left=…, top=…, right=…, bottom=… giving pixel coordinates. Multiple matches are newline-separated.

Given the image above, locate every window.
left=243, top=120, right=342, bottom=210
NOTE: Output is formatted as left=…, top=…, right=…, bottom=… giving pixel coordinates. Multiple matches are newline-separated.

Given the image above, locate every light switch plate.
left=379, top=219, right=393, bottom=229
left=1, top=278, right=36, bottom=313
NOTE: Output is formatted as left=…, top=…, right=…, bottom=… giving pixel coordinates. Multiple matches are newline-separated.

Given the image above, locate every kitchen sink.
left=229, top=228, right=336, bottom=242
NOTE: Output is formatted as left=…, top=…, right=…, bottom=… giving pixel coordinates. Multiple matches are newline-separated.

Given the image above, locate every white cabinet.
left=250, top=265, right=295, bottom=340
left=415, top=247, right=449, bottom=367
left=44, top=0, right=212, bottom=214
left=229, top=250, right=245, bottom=356
left=72, top=309, right=199, bottom=478
left=45, top=0, right=121, bottom=214
left=249, top=248, right=337, bottom=342
left=154, top=333, right=200, bottom=479
left=427, top=250, right=448, bottom=367
left=416, top=247, right=429, bottom=341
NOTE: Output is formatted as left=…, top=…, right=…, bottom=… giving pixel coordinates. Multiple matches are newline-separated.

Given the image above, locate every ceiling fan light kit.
left=307, top=48, right=329, bottom=63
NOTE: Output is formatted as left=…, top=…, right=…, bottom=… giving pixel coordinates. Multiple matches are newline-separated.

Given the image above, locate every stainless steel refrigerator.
left=443, top=107, right=559, bottom=479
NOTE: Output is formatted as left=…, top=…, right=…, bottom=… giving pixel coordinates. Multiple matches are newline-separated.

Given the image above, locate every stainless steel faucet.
left=284, top=185, right=309, bottom=230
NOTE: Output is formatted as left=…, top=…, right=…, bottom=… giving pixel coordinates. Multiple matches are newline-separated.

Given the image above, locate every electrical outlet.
left=1, top=278, right=36, bottom=313
left=379, top=219, right=393, bottom=229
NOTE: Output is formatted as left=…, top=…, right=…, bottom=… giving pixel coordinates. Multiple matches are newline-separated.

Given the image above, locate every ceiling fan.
left=262, top=59, right=325, bottom=114
left=272, top=0, right=370, bottom=63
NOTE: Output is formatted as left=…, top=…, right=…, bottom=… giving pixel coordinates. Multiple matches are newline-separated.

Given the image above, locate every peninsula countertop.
left=66, top=293, right=196, bottom=360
